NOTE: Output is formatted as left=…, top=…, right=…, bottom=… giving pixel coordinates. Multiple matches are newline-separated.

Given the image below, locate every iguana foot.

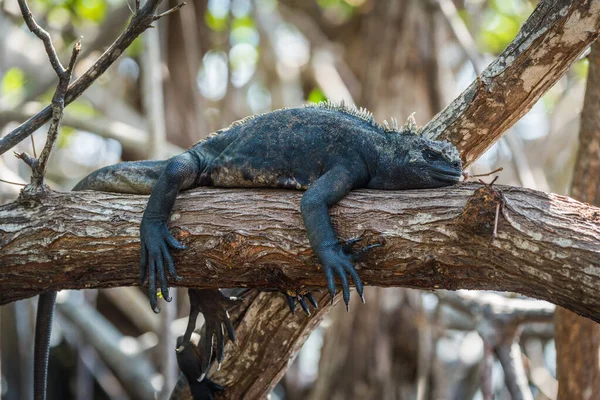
left=319, top=238, right=381, bottom=310
left=283, top=290, right=320, bottom=315
left=139, top=217, right=185, bottom=313
left=184, top=289, right=241, bottom=371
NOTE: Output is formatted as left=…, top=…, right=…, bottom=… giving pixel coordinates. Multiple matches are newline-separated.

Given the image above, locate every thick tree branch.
left=422, top=0, right=600, bottom=167
left=1, top=183, right=599, bottom=323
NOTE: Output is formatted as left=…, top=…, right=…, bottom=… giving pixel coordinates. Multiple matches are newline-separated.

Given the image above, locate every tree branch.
left=1, top=183, right=599, bottom=323
left=16, top=0, right=65, bottom=77
left=422, top=0, right=600, bottom=167
left=0, top=0, right=183, bottom=156
left=0, top=108, right=183, bottom=158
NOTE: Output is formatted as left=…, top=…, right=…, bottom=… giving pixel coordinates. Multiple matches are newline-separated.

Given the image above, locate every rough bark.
left=1, top=183, right=599, bottom=323
left=421, top=0, right=600, bottom=167
left=554, top=39, right=600, bottom=400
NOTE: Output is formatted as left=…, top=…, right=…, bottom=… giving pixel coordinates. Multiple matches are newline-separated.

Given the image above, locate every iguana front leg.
left=140, top=152, right=201, bottom=312
left=300, top=166, right=370, bottom=308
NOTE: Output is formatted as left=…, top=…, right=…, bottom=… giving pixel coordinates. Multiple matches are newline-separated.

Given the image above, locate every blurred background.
left=0, top=0, right=589, bottom=399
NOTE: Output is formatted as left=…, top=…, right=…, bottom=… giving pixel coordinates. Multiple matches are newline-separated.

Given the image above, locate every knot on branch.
left=455, top=184, right=504, bottom=236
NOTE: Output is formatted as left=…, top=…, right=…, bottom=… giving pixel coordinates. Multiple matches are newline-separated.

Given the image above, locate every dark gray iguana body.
left=33, top=101, right=461, bottom=398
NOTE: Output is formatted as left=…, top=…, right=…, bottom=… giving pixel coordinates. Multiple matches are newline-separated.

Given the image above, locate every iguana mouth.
left=431, top=169, right=462, bottom=182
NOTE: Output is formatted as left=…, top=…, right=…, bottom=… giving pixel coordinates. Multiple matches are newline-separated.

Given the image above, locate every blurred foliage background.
left=0, top=0, right=590, bottom=399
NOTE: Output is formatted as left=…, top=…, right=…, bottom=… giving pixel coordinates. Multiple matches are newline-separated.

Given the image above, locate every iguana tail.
left=73, top=160, right=168, bottom=194
left=34, top=292, right=57, bottom=400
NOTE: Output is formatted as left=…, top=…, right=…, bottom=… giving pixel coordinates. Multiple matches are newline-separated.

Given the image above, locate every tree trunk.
left=554, top=39, right=600, bottom=400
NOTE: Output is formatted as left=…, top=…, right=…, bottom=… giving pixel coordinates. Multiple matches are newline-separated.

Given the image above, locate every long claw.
left=162, top=243, right=181, bottom=281
left=325, top=268, right=336, bottom=303
left=201, top=324, right=213, bottom=372
left=286, top=295, right=296, bottom=315
left=165, top=230, right=186, bottom=250
left=353, top=243, right=383, bottom=261
left=307, top=293, right=319, bottom=309
left=343, top=237, right=363, bottom=250
left=224, top=314, right=236, bottom=343
left=346, top=266, right=364, bottom=302
left=216, top=324, right=225, bottom=365
left=338, top=268, right=350, bottom=307
left=183, top=309, right=200, bottom=343
left=299, top=297, right=311, bottom=316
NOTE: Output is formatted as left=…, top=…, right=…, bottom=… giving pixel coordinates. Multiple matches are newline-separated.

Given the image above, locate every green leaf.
left=64, top=99, right=98, bottom=118
left=74, top=0, right=107, bottom=23
left=1, top=68, right=26, bottom=104
left=307, top=88, right=327, bottom=104
left=206, top=11, right=228, bottom=32
left=573, top=58, right=589, bottom=81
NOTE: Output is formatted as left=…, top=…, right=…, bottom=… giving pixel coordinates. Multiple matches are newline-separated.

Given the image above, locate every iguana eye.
left=422, top=149, right=440, bottom=161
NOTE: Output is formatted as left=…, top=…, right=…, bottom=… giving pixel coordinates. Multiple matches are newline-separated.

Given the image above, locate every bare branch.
left=0, top=178, right=27, bottom=187
left=16, top=0, right=65, bottom=77
left=0, top=0, right=180, bottom=156
left=0, top=108, right=184, bottom=159
left=33, top=40, right=82, bottom=182
left=153, top=2, right=187, bottom=21
left=496, top=342, right=534, bottom=400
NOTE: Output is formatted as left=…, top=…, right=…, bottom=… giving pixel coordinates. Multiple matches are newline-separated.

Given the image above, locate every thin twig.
left=14, top=151, right=36, bottom=169
left=0, top=178, right=27, bottom=187
left=16, top=0, right=66, bottom=76
left=462, top=167, right=503, bottom=181
left=34, top=40, right=82, bottom=182
left=493, top=203, right=500, bottom=238
left=153, top=2, right=186, bottom=21
left=30, top=135, right=37, bottom=158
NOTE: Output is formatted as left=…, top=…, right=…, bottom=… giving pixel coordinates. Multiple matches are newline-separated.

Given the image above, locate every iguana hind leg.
left=183, top=289, right=241, bottom=371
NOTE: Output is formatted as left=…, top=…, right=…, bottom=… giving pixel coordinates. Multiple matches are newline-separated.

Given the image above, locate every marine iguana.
left=34, top=100, right=462, bottom=399
left=75, top=100, right=462, bottom=310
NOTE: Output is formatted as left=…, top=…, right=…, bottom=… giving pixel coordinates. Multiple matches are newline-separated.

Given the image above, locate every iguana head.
left=367, top=133, right=462, bottom=190
left=400, top=135, right=462, bottom=188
